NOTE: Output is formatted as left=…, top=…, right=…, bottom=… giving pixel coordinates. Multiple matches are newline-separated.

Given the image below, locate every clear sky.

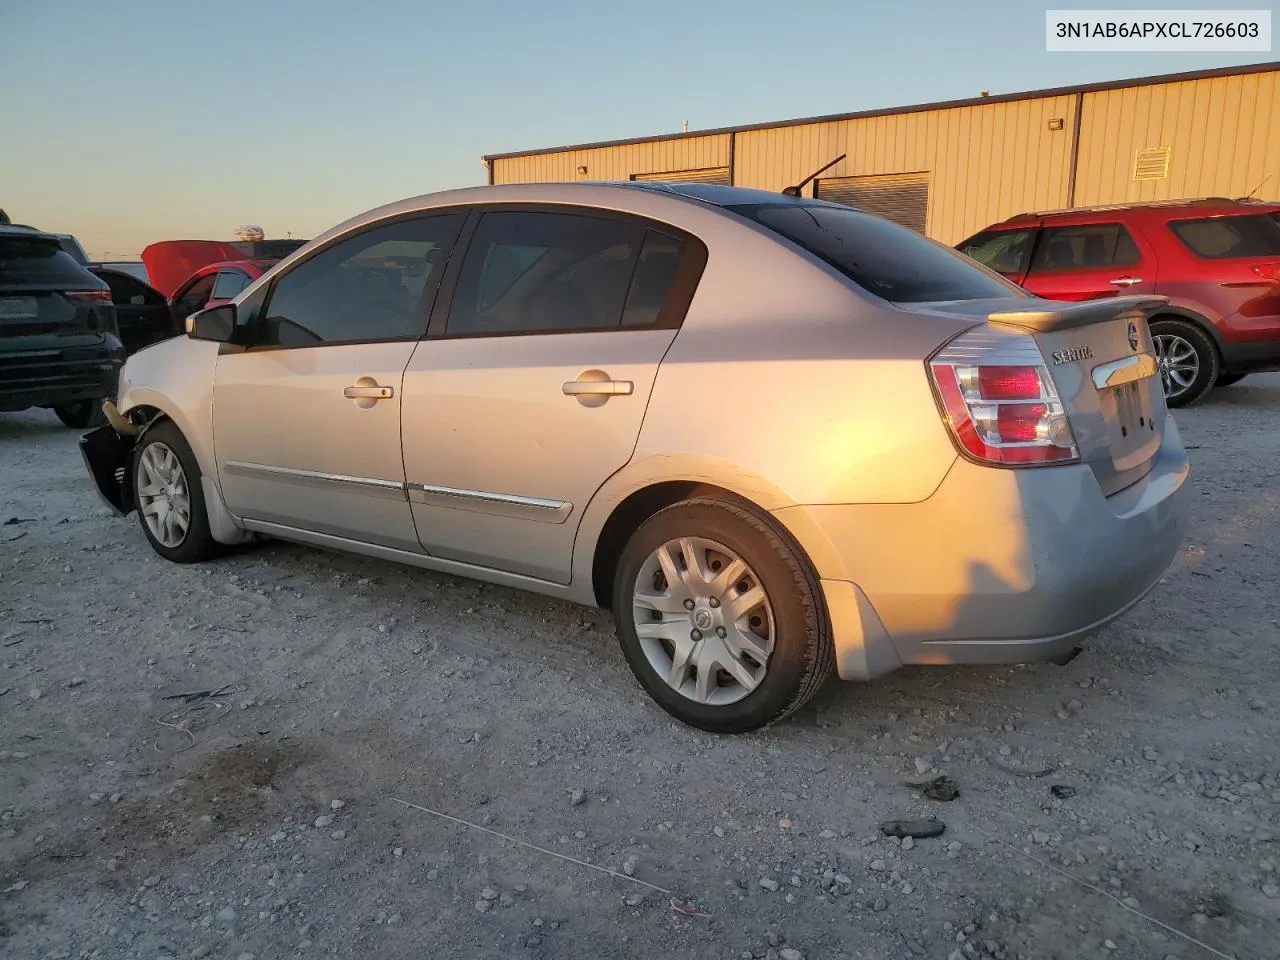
left=2, top=0, right=1275, bottom=259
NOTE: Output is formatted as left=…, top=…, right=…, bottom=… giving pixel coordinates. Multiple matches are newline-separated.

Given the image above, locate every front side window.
left=1028, top=223, right=1141, bottom=272
left=728, top=202, right=1019, bottom=303
left=210, top=270, right=250, bottom=301
left=1169, top=213, right=1280, bottom=259
left=958, top=228, right=1037, bottom=275
left=258, top=213, right=463, bottom=347
left=447, top=211, right=646, bottom=335
left=175, top=274, right=216, bottom=319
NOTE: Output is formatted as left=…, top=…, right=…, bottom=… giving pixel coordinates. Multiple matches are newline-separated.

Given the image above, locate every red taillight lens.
left=65, top=290, right=113, bottom=303
left=977, top=366, right=1042, bottom=400
left=929, top=333, right=1078, bottom=467
left=1251, top=262, right=1280, bottom=282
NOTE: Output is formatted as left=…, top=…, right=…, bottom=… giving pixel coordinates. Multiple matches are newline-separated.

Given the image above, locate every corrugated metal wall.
left=490, top=68, right=1280, bottom=245
left=733, top=95, right=1075, bottom=242
left=1074, top=70, right=1280, bottom=207
left=492, top=134, right=729, bottom=184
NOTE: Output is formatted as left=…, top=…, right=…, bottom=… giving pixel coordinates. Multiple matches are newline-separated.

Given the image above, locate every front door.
left=1021, top=221, right=1157, bottom=301
left=212, top=211, right=465, bottom=550
left=401, top=206, right=705, bottom=583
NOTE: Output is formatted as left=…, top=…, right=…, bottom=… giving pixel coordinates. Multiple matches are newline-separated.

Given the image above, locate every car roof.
left=995, top=197, right=1280, bottom=227
left=0, top=224, right=65, bottom=241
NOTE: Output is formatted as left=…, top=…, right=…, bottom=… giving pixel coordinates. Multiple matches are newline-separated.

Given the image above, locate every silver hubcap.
left=137, top=442, right=191, bottom=549
left=631, top=537, right=775, bottom=706
left=1153, top=333, right=1199, bottom=399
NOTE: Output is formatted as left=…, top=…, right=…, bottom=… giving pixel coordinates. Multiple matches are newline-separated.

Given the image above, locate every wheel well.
left=1148, top=312, right=1223, bottom=360
left=592, top=481, right=742, bottom=608
left=126, top=404, right=167, bottom=429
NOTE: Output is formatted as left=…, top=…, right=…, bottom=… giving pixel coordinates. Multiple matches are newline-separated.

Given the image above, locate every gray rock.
left=759, top=878, right=780, bottom=892
left=622, top=855, right=638, bottom=877
left=873, top=896, right=888, bottom=912
left=780, top=950, right=804, bottom=960
left=313, top=815, right=334, bottom=829
left=914, top=757, right=934, bottom=775
left=480, top=887, right=499, bottom=900
left=331, top=830, right=346, bottom=840
left=902, top=836, right=915, bottom=851
left=475, top=899, right=493, bottom=913
left=217, top=907, right=237, bottom=923
left=570, top=788, right=586, bottom=806
left=190, top=948, right=211, bottom=959
left=330, top=799, right=345, bottom=810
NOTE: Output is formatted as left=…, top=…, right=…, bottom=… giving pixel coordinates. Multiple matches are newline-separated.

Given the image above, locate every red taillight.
left=929, top=333, right=1078, bottom=467
left=977, top=366, right=1042, bottom=401
left=65, top=290, right=113, bottom=303
left=1251, top=262, right=1280, bottom=282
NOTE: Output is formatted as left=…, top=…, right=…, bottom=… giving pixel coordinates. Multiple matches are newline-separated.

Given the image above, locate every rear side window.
left=728, top=203, right=1018, bottom=303
left=447, top=211, right=645, bottom=335
left=1169, top=214, right=1280, bottom=259
left=958, top=228, right=1037, bottom=275
left=1028, top=223, right=1140, bottom=271
left=0, top=236, right=93, bottom=285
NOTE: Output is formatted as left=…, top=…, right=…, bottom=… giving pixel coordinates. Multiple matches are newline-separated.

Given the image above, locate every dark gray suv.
left=0, top=225, right=125, bottom=427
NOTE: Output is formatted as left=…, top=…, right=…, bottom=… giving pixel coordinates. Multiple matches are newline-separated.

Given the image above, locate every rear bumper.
left=0, top=338, right=125, bottom=411
left=1220, top=337, right=1280, bottom=374
left=776, top=418, right=1189, bottom=678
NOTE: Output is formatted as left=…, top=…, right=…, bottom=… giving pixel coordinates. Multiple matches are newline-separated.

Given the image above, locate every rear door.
left=1021, top=221, right=1156, bottom=302
left=1164, top=211, right=1280, bottom=342
left=956, top=226, right=1039, bottom=285
left=401, top=205, right=706, bottom=583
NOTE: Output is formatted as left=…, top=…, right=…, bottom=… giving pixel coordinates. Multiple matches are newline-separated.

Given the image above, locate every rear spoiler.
left=987, top=296, right=1168, bottom=333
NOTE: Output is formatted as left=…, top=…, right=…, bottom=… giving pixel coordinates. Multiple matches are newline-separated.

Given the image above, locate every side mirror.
left=186, top=304, right=236, bottom=342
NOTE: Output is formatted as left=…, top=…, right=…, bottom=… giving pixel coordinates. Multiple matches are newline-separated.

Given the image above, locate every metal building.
left=484, top=62, right=1280, bottom=245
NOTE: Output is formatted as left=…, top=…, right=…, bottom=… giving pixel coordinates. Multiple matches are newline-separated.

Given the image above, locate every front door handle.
left=1108, top=277, right=1143, bottom=287
left=344, top=384, right=394, bottom=399
left=562, top=380, right=633, bottom=397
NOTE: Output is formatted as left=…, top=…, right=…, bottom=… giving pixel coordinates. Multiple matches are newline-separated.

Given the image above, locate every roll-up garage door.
left=816, top=172, right=930, bottom=234
left=631, top=167, right=732, bottom=185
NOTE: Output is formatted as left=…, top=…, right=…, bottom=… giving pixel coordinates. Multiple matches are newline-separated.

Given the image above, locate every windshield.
left=727, top=202, right=1022, bottom=303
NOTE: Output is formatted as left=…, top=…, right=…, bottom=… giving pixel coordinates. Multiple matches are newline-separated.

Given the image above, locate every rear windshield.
left=727, top=202, right=1019, bottom=303
left=0, top=236, right=94, bottom=284
left=1169, top=213, right=1280, bottom=259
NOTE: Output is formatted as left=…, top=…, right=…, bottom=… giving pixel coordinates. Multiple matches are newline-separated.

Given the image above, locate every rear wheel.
left=131, top=421, right=219, bottom=564
left=1214, top=373, right=1247, bottom=388
left=1150, top=318, right=1219, bottom=408
left=611, top=496, right=834, bottom=733
left=53, top=400, right=107, bottom=429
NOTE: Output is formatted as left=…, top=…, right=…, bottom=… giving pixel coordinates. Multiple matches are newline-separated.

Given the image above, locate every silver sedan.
left=80, top=183, right=1189, bottom=732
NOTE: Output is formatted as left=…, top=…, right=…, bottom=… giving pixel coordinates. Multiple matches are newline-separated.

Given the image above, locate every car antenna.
left=1235, top=173, right=1272, bottom=201
left=782, top=154, right=847, bottom=197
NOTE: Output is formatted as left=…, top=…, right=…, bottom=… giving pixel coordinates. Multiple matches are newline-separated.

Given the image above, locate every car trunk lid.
left=988, top=296, right=1168, bottom=496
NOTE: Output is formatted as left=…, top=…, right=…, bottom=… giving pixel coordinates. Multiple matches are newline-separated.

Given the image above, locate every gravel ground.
left=2, top=375, right=1279, bottom=960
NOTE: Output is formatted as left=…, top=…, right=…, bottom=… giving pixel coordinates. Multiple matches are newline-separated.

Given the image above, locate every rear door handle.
left=1108, top=277, right=1143, bottom=287
left=562, top=380, right=633, bottom=397
left=344, top=385, right=394, bottom=399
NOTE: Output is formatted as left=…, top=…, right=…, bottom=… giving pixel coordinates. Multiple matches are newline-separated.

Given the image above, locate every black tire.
left=1150, top=318, right=1219, bottom=408
left=611, top=496, right=834, bottom=734
left=130, top=420, right=220, bottom=564
left=1214, top=373, right=1247, bottom=388
left=53, top=400, right=107, bottom=429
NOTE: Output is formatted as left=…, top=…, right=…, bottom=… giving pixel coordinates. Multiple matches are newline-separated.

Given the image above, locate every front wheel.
left=611, top=496, right=834, bottom=734
left=1150, top=319, right=1219, bottom=408
left=131, top=421, right=220, bottom=563
left=53, top=400, right=107, bottom=429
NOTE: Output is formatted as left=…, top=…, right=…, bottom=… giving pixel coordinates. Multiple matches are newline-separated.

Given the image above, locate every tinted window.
left=622, top=230, right=683, bottom=327
left=958, top=228, right=1036, bottom=275
left=728, top=202, right=1017, bottom=303
left=211, top=270, right=250, bottom=301
left=175, top=274, right=216, bottom=319
left=1169, top=214, right=1280, bottom=259
left=447, top=211, right=644, bottom=335
left=1029, top=223, right=1141, bottom=271
left=260, top=214, right=462, bottom=347
left=100, top=270, right=164, bottom=306
left=56, top=236, right=90, bottom=265
left=0, top=236, right=92, bottom=285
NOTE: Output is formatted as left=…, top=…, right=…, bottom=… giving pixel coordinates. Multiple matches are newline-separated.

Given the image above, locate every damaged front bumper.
left=79, top=402, right=140, bottom=515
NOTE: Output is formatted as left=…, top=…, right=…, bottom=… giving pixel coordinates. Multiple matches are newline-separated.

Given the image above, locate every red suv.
left=958, top=199, right=1280, bottom=406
